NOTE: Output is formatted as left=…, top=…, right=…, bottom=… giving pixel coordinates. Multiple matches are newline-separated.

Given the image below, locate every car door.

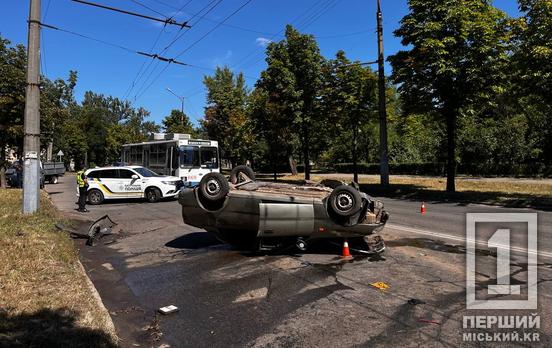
left=95, top=169, right=121, bottom=198
left=118, top=169, right=144, bottom=198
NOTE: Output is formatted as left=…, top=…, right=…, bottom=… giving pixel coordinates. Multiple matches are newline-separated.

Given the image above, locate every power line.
left=133, top=0, right=256, bottom=102
left=175, top=0, right=255, bottom=59
left=130, top=0, right=170, bottom=18
left=71, top=0, right=191, bottom=28
left=124, top=0, right=199, bottom=100
left=38, top=21, right=189, bottom=65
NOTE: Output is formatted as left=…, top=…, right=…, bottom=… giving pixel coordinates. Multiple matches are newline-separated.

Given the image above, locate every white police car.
left=83, top=166, right=184, bottom=204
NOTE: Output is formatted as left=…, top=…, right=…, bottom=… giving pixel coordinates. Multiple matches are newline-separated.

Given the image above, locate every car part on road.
left=88, top=189, right=104, bottom=205
left=86, top=215, right=117, bottom=246
left=199, top=173, right=229, bottom=202
left=230, top=165, right=255, bottom=184
left=146, top=187, right=162, bottom=203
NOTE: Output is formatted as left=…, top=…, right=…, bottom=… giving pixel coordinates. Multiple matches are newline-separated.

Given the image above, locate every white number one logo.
left=487, top=229, right=520, bottom=295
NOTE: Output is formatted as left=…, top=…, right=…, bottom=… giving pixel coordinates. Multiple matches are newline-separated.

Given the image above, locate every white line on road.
left=387, top=223, right=552, bottom=259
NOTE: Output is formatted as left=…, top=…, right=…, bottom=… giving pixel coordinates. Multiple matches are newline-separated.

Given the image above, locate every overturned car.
left=178, top=166, right=389, bottom=253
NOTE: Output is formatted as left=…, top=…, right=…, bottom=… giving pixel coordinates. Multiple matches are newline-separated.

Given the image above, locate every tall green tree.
left=162, top=109, right=195, bottom=135
left=389, top=0, right=510, bottom=191
left=0, top=37, right=26, bottom=187
left=325, top=50, right=378, bottom=182
left=258, top=25, right=325, bottom=180
left=202, top=66, right=255, bottom=166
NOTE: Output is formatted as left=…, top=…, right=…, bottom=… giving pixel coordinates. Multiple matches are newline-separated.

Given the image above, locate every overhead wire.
left=125, top=0, right=208, bottom=100
left=134, top=0, right=255, bottom=102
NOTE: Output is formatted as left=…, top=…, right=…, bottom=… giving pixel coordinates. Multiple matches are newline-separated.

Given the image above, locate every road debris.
left=407, top=298, right=426, bottom=305
left=158, top=305, right=179, bottom=315
left=418, top=318, right=440, bottom=325
left=370, top=281, right=390, bottom=291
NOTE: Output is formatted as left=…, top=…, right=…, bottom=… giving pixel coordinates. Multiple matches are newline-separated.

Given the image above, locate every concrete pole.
left=23, top=0, right=41, bottom=213
left=377, top=0, right=390, bottom=185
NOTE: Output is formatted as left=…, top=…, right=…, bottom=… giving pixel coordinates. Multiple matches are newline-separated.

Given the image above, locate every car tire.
left=88, top=189, right=104, bottom=205
left=146, top=187, right=162, bottom=203
left=230, top=165, right=255, bottom=184
left=328, top=185, right=362, bottom=217
left=199, top=173, right=229, bottom=202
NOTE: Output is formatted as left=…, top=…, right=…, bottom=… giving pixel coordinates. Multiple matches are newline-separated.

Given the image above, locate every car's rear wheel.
left=230, top=165, right=255, bottom=184
left=328, top=185, right=362, bottom=217
left=199, top=173, right=229, bottom=202
left=88, top=189, right=104, bottom=205
left=146, top=187, right=161, bottom=203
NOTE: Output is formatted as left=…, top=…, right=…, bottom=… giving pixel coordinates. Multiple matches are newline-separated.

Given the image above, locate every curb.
left=77, top=258, right=119, bottom=343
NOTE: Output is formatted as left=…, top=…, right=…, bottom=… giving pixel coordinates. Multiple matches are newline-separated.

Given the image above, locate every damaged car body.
left=178, top=166, right=389, bottom=252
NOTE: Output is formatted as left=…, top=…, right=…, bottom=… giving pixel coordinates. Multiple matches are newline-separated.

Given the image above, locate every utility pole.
left=166, top=87, right=185, bottom=125
left=23, top=0, right=41, bottom=214
left=377, top=0, right=390, bottom=185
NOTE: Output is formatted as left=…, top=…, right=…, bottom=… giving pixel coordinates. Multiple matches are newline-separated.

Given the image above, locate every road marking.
left=387, top=223, right=552, bottom=259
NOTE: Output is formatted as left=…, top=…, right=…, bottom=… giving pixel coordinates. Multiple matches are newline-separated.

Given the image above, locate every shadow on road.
left=165, top=232, right=223, bottom=249
left=0, top=308, right=116, bottom=348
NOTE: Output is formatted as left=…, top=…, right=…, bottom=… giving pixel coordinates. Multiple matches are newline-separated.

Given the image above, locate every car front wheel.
left=88, top=189, right=104, bottom=205
left=146, top=187, right=162, bottom=203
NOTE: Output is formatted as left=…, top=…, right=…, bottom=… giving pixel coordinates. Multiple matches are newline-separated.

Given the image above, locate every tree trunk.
left=302, top=125, right=310, bottom=180
left=445, top=109, right=457, bottom=192
left=289, top=155, right=298, bottom=176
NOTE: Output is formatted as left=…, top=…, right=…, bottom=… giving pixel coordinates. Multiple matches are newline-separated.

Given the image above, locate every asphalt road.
left=46, top=175, right=552, bottom=347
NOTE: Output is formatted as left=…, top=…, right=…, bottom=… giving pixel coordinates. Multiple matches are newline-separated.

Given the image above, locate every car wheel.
left=88, top=189, right=104, bottom=205
left=199, top=173, right=229, bottom=202
left=230, top=165, right=255, bottom=184
left=146, top=187, right=161, bottom=203
left=329, top=185, right=362, bottom=217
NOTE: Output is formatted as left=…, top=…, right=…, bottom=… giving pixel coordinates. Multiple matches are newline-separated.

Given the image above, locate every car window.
left=99, top=169, right=118, bottom=179
left=132, top=167, right=159, bottom=177
left=118, top=169, right=135, bottom=179
left=87, top=170, right=100, bottom=178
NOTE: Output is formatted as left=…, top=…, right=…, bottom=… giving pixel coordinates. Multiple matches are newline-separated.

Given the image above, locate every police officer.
left=76, top=163, right=89, bottom=212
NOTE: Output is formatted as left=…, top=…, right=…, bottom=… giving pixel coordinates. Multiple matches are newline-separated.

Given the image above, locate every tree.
left=202, top=66, right=255, bottom=166
left=162, top=109, right=195, bottom=135
left=0, top=36, right=26, bottom=188
left=325, top=51, right=378, bottom=182
left=258, top=25, right=325, bottom=180
left=389, top=0, right=510, bottom=191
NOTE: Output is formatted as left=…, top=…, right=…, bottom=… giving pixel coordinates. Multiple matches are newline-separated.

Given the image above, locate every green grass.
left=0, top=189, right=117, bottom=347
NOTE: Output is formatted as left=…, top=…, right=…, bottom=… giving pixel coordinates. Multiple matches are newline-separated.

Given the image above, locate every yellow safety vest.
left=76, top=170, right=86, bottom=187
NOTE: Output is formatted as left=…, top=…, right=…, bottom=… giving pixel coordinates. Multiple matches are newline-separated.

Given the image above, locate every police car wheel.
left=199, top=173, right=229, bottom=202
left=146, top=187, right=161, bottom=203
left=88, top=189, right=104, bottom=205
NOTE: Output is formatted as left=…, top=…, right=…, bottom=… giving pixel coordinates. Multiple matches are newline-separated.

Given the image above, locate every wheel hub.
left=336, top=193, right=353, bottom=211
left=206, top=179, right=221, bottom=195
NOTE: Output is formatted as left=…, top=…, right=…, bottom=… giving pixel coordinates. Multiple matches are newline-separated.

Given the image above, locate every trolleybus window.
left=179, top=146, right=200, bottom=168
left=200, top=147, right=218, bottom=169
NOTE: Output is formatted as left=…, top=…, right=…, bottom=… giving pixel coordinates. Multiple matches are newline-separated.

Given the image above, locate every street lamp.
left=165, top=87, right=185, bottom=124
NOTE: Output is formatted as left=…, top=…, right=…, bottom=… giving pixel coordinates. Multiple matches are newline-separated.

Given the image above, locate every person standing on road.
left=76, top=164, right=89, bottom=213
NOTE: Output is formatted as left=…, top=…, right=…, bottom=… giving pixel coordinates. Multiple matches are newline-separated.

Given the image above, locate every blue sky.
left=1, top=0, right=519, bottom=126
